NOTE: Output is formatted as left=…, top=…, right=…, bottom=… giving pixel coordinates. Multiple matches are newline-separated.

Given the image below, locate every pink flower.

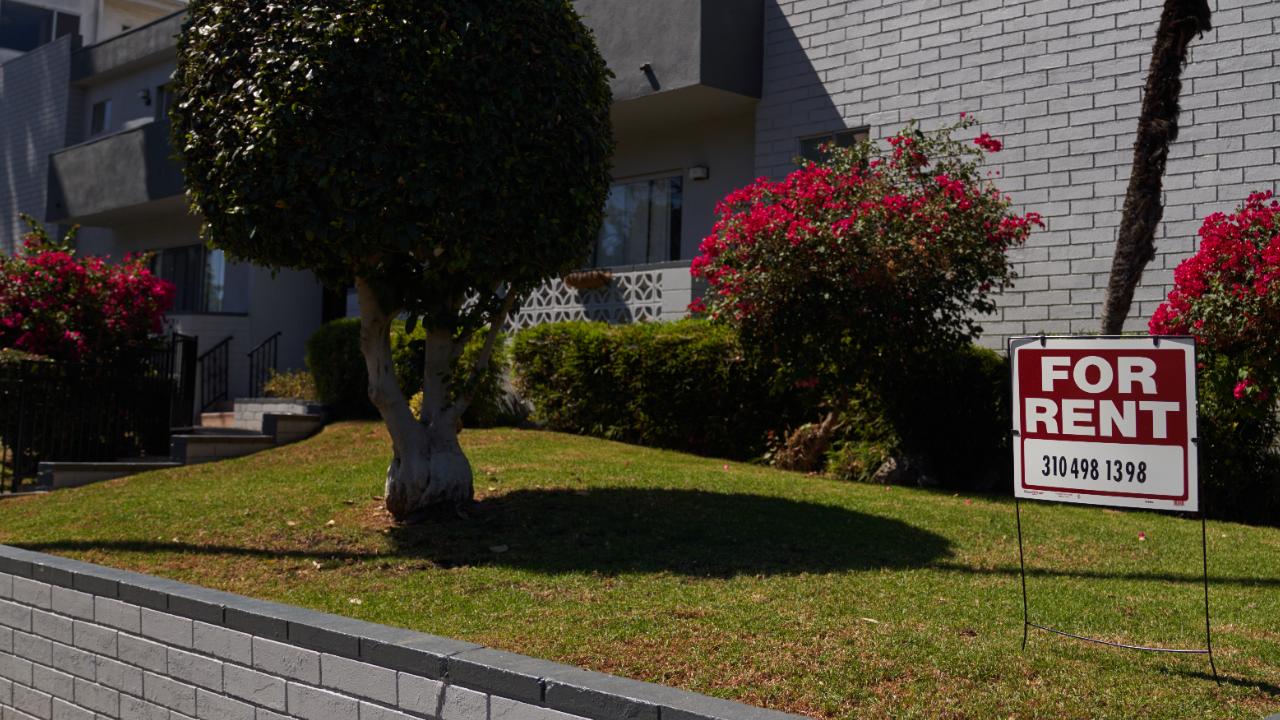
left=1138, top=532, right=1146, bottom=541
left=974, top=133, right=1002, bottom=153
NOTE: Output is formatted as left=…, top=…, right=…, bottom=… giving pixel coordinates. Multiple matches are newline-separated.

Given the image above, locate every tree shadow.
left=388, top=487, right=951, bottom=577
left=18, top=488, right=949, bottom=577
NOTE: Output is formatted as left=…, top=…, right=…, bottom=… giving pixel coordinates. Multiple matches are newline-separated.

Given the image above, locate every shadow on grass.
left=932, top=561, right=1280, bottom=589
left=1157, top=667, right=1280, bottom=697
left=388, top=487, right=954, bottom=577
left=18, top=488, right=954, bottom=578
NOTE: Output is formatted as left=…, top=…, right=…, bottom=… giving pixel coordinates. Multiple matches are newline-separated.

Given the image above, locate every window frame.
left=591, top=169, right=684, bottom=269
left=798, top=127, right=872, bottom=165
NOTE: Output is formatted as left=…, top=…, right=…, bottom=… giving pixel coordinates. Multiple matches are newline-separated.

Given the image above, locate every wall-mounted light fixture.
left=138, top=89, right=151, bottom=105
left=688, top=166, right=710, bottom=181
left=639, top=62, right=652, bottom=73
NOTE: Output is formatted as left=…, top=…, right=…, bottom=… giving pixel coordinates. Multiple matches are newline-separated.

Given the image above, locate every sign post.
left=1009, top=335, right=1217, bottom=682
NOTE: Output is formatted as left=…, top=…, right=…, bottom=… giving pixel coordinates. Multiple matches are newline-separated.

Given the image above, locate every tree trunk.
left=355, top=278, right=509, bottom=521
left=1099, top=0, right=1210, bottom=335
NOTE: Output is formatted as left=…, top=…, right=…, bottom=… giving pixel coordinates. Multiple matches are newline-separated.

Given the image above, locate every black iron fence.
left=197, top=336, right=232, bottom=413
left=172, top=333, right=197, bottom=428
left=248, top=331, right=281, bottom=398
left=0, top=342, right=183, bottom=492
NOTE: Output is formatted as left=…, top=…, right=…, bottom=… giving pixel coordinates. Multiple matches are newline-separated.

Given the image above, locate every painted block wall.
left=756, top=0, right=1280, bottom=346
left=0, top=545, right=800, bottom=720
left=0, top=36, right=73, bottom=255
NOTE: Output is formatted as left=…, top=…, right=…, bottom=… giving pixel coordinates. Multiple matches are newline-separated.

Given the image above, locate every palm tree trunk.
left=1099, top=0, right=1211, bottom=335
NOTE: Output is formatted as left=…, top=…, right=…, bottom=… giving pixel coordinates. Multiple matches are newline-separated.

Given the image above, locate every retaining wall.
left=0, top=545, right=798, bottom=720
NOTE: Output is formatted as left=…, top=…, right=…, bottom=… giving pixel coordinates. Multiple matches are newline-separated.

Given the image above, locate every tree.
left=1099, top=0, right=1211, bottom=335
left=171, top=0, right=613, bottom=520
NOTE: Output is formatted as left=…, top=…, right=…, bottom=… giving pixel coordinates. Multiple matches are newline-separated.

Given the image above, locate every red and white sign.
left=1010, top=336, right=1199, bottom=512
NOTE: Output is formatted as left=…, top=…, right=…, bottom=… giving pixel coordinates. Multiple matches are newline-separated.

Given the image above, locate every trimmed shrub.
left=511, top=319, right=801, bottom=460
left=305, top=319, right=374, bottom=418
left=262, top=368, right=318, bottom=401
left=822, top=345, right=1011, bottom=490
left=306, top=318, right=515, bottom=425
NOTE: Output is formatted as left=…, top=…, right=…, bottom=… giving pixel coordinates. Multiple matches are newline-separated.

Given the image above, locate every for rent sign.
left=1010, top=336, right=1199, bottom=512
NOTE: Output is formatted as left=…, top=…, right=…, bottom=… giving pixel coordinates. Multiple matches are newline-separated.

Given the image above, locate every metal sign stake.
left=1008, top=333, right=1218, bottom=681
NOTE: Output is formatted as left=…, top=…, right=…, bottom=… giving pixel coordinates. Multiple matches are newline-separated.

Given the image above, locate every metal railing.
left=0, top=379, right=27, bottom=492
left=248, top=331, right=281, bottom=398
left=197, top=336, right=232, bottom=413
left=171, top=333, right=197, bottom=428
left=1, top=349, right=176, bottom=492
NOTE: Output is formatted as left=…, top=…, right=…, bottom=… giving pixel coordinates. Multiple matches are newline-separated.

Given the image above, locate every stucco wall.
left=756, top=0, right=1280, bottom=345
left=611, top=111, right=757, bottom=260
left=0, top=545, right=799, bottom=720
left=0, top=36, right=74, bottom=255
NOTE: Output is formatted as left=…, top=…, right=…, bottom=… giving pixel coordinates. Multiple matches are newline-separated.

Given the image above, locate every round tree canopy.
left=172, top=0, right=613, bottom=329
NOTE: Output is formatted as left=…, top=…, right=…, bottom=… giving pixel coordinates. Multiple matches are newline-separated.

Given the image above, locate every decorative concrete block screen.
left=0, top=546, right=798, bottom=720
left=508, top=261, right=701, bottom=330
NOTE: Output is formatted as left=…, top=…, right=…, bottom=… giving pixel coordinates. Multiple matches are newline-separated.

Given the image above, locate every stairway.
left=31, top=412, right=322, bottom=491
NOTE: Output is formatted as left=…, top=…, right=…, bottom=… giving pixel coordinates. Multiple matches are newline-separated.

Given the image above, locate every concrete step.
left=170, top=433, right=276, bottom=465
left=263, top=413, right=322, bottom=445
left=199, top=412, right=235, bottom=428
left=36, top=459, right=183, bottom=490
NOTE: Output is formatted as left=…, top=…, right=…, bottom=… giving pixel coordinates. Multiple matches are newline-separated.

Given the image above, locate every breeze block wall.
left=0, top=546, right=798, bottom=720
left=756, top=0, right=1280, bottom=345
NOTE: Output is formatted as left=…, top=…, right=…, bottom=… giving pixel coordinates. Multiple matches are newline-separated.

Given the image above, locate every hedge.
left=510, top=320, right=802, bottom=460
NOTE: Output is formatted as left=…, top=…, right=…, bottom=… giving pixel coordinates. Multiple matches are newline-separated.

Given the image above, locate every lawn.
left=0, top=422, right=1276, bottom=719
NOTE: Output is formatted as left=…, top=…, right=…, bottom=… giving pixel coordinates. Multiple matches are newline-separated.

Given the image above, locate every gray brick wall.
left=0, top=36, right=74, bottom=256
left=0, top=546, right=800, bottom=720
left=757, top=0, right=1280, bottom=345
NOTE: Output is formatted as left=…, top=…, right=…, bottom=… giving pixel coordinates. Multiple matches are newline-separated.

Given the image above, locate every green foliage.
left=510, top=320, right=800, bottom=459
left=394, top=327, right=518, bottom=429
left=171, top=0, right=614, bottom=335
left=262, top=368, right=318, bottom=401
left=306, top=318, right=515, bottom=426
left=305, top=319, right=374, bottom=418
left=1149, top=193, right=1280, bottom=523
left=692, top=118, right=1041, bottom=387
left=821, top=346, right=1010, bottom=489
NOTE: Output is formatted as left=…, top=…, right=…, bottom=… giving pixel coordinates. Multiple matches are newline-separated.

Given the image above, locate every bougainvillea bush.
left=691, top=116, right=1042, bottom=387
left=0, top=216, right=174, bottom=363
left=1150, top=192, right=1280, bottom=524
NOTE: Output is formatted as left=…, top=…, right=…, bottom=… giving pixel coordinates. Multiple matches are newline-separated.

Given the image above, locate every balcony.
left=45, top=118, right=185, bottom=226
left=575, top=0, right=763, bottom=133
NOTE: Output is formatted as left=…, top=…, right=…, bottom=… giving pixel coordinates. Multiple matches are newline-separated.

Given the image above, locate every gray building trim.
left=0, top=544, right=802, bottom=720
left=576, top=0, right=762, bottom=105
left=70, top=7, right=185, bottom=86
left=46, top=118, right=185, bottom=224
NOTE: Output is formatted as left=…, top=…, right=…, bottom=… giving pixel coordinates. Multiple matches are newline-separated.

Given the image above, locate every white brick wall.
left=0, top=37, right=74, bottom=256
left=0, top=573, right=594, bottom=720
left=756, top=0, right=1280, bottom=345
left=0, top=548, right=800, bottom=720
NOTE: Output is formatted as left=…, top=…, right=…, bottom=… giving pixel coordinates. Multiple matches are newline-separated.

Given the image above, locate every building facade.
left=568, top=0, right=1280, bottom=348
left=0, top=9, right=325, bottom=408
left=3, top=0, right=1278, bottom=384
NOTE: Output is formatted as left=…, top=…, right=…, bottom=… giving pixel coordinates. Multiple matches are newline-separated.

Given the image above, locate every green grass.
left=1, top=422, right=1277, bottom=719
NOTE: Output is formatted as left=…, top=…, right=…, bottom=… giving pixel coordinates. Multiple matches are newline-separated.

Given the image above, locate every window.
left=90, top=100, right=111, bottom=135
left=799, top=127, right=871, bottom=165
left=154, top=83, right=175, bottom=122
left=593, top=176, right=682, bottom=267
left=0, top=1, right=78, bottom=53
left=150, top=245, right=250, bottom=313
